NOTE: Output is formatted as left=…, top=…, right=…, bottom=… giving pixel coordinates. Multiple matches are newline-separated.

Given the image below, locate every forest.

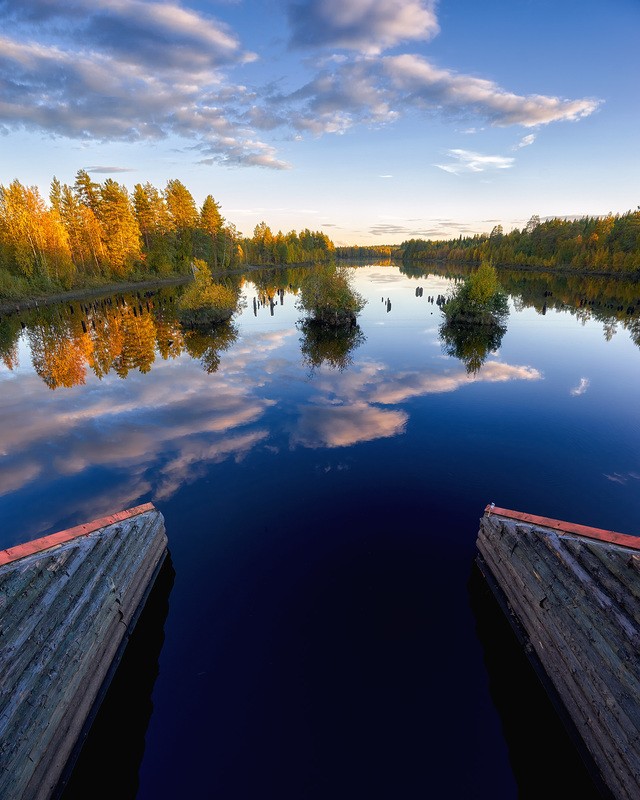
left=2, top=171, right=640, bottom=303
left=0, top=172, right=335, bottom=298
left=399, top=212, right=640, bottom=274
left=335, top=245, right=397, bottom=260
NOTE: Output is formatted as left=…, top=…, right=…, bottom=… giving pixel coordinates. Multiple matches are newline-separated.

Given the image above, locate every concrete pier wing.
left=477, top=505, right=640, bottom=800
left=0, top=503, right=167, bottom=800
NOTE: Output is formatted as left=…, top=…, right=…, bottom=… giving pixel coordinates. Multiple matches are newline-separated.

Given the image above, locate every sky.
left=1, top=0, right=638, bottom=245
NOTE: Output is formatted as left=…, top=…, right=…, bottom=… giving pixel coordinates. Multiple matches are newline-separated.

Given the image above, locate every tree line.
left=242, top=222, right=335, bottom=266
left=335, top=245, right=397, bottom=260
left=400, top=211, right=640, bottom=274
left=0, top=172, right=336, bottom=298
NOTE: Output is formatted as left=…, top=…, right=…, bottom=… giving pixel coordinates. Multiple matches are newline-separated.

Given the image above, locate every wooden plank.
left=0, top=505, right=167, bottom=800
left=477, top=512, right=640, bottom=800
left=0, top=503, right=155, bottom=567
left=485, top=505, right=640, bottom=551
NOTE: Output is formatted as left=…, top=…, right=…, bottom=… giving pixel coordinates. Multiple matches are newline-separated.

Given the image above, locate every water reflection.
left=183, top=322, right=239, bottom=374
left=3, top=265, right=639, bottom=392
left=0, top=332, right=540, bottom=543
left=1, top=289, right=186, bottom=388
left=60, top=554, right=175, bottom=800
left=1, top=263, right=636, bottom=798
left=399, top=260, right=640, bottom=344
left=467, top=563, right=604, bottom=799
left=292, top=401, right=408, bottom=448
left=298, top=319, right=366, bottom=373
left=290, top=359, right=541, bottom=449
left=0, top=315, right=21, bottom=370
left=0, top=287, right=243, bottom=388
left=0, top=331, right=283, bottom=538
left=439, top=318, right=508, bottom=375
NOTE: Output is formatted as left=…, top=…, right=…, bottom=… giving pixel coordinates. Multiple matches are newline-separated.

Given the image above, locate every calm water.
left=2, top=263, right=639, bottom=798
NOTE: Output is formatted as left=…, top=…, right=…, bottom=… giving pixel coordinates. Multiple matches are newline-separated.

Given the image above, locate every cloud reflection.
left=0, top=330, right=289, bottom=539
left=0, top=317, right=542, bottom=536
left=291, top=402, right=408, bottom=448
left=290, top=359, right=541, bottom=448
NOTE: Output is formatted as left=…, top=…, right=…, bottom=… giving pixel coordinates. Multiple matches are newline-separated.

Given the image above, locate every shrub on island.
left=442, top=261, right=509, bottom=326
left=296, top=264, right=366, bottom=327
left=177, top=259, right=239, bottom=327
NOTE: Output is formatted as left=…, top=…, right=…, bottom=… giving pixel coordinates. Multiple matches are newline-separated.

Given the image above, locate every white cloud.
left=570, top=377, right=589, bottom=396
left=275, top=54, right=599, bottom=145
left=435, top=149, right=515, bottom=174
left=514, top=133, right=536, bottom=149
left=0, top=4, right=289, bottom=169
left=0, top=0, right=601, bottom=169
left=384, top=54, right=600, bottom=127
left=287, top=0, right=439, bottom=54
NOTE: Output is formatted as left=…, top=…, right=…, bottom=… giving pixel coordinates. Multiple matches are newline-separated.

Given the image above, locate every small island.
left=176, top=259, right=242, bottom=328
left=296, top=264, right=366, bottom=327
left=439, top=261, right=509, bottom=374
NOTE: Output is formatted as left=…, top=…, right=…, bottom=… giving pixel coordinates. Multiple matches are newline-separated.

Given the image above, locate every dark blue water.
left=2, top=264, right=638, bottom=798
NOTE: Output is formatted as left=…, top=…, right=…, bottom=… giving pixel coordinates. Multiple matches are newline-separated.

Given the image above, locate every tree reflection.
left=0, top=285, right=246, bottom=387
left=183, top=321, right=238, bottom=373
left=0, top=316, right=22, bottom=370
left=298, top=319, right=366, bottom=372
left=28, top=314, right=91, bottom=388
left=112, top=305, right=158, bottom=377
left=439, top=318, right=507, bottom=375
left=438, top=262, right=509, bottom=375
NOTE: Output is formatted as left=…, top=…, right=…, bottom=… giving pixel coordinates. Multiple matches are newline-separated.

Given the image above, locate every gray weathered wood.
left=0, top=506, right=167, bottom=800
left=477, top=511, right=640, bottom=800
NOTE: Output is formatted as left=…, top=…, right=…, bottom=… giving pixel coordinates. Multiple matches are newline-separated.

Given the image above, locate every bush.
left=297, top=264, right=366, bottom=326
left=177, top=259, right=239, bottom=327
left=0, top=269, right=33, bottom=299
left=443, top=261, right=509, bottom=326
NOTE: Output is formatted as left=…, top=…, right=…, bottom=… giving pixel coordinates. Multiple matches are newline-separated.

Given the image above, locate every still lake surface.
left=1, top=262, right=639, bottom=798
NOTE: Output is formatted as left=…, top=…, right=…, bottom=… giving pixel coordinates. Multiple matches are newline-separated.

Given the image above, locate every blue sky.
left=1, top=0, right=638, bottom=244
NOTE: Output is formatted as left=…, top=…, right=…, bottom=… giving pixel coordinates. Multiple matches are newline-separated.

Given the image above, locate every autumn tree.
left=0, top=181, right=74, bottom=285
left=59, top=184, right=106, bottom=276
left=98, top=179, right=142, bottom=276
left=165, top=179, right=199, bottom=268
left=74, top=170, right=101, bottom=214
left=49, top=177, right=63, bottom=215
left=133, top=182, right=174, bottom=274
left=197, top=194, right=225, bottom=268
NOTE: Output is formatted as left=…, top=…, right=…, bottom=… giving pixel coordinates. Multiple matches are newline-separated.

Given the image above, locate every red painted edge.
left=485, top=505, right=640, bottom=552
left=0, top=503, right=156, bottom=568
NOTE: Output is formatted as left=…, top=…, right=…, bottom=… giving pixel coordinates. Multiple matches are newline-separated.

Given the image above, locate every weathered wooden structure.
left=477, top=505, right=640, bottom=800
left=0, top=503, right=167, bottom=800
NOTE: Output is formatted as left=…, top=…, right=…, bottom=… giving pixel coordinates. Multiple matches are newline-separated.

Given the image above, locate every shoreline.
left=0, top=275, right=191, bottom=315
left=396, top=256, right=640, bottom=281
left=4, top=259, right=639, bottom=316
left=0, top=261, right=318, bottom=315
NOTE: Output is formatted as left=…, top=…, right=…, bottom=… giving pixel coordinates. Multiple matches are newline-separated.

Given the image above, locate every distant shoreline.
left=396, top=256, right=640, bottom=282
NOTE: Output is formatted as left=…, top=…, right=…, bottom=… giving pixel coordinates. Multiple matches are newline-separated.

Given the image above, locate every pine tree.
left=99, top=179, right=142, bottom=276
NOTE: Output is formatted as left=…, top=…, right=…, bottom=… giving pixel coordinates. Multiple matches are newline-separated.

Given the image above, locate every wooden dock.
left=477, top=505, right=640, bottom=800
left=0, top=503, right=167, bottom=800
